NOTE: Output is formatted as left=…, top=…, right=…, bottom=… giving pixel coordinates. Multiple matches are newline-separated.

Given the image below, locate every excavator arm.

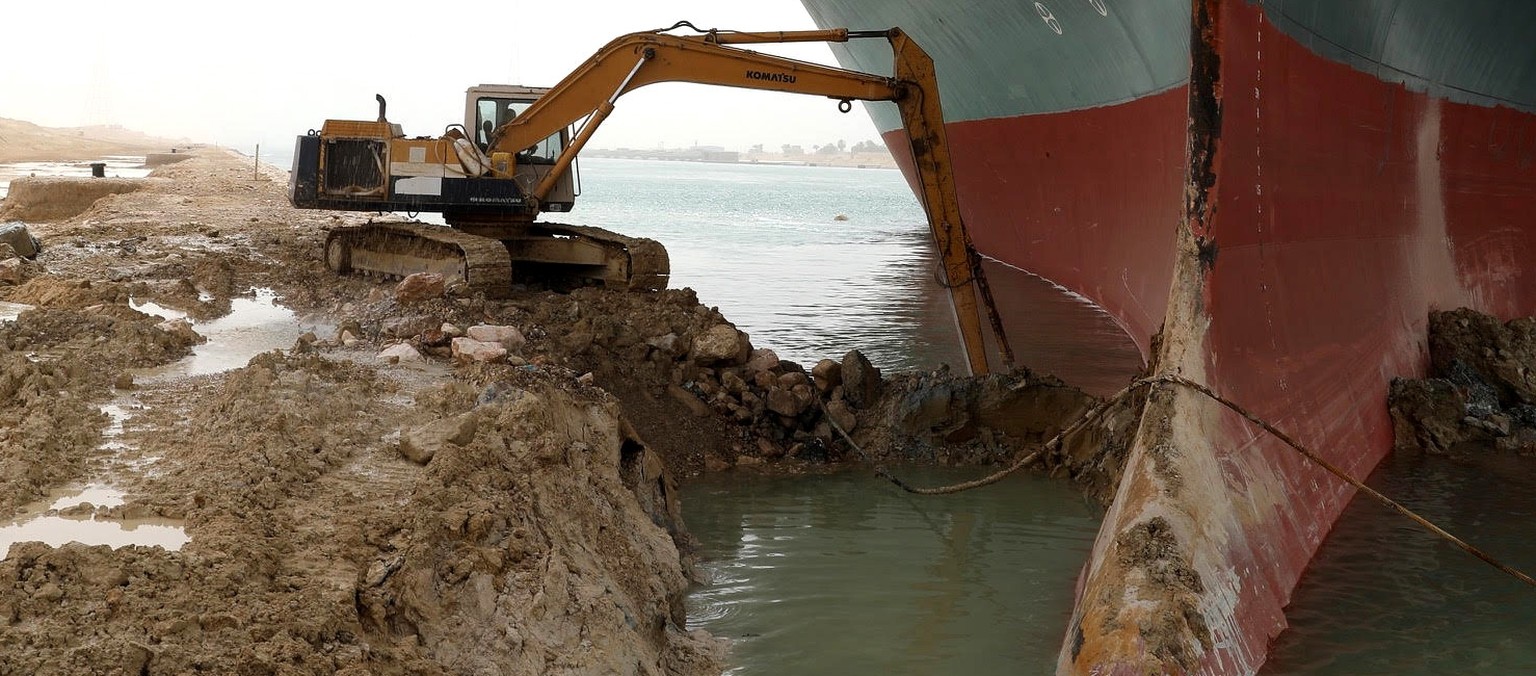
left=491, top=25, right=1012, bottom=375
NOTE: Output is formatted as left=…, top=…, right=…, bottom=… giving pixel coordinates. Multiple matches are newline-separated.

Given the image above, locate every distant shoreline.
left=585, top=149, right=900, bottom=170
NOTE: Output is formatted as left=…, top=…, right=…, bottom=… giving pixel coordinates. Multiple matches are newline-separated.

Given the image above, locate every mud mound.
left=0, top=303, right=194, bottom=515
left=0, top=177, right=146, bottom=222
left=0, top=353, right=104, bottom=516
left=2, top=276, right=130, bottom=309
left=1390, top=308, right=1536, bottom=456
left=359, top=375, right=713, bottom=674
left=0, top=350, right=720, bottom=674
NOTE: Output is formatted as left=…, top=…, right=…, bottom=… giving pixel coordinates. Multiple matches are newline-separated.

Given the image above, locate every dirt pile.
left=0, top=177, right=148, bottom=222
left=0, top=352, right=718, bottom=674
left=0, top=302, right=198, bottom=516
left=1390, top=308, right=1536, bottom=456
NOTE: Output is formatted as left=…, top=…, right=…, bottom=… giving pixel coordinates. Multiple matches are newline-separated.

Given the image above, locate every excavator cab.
left=464, top=85, right=575, bottom=210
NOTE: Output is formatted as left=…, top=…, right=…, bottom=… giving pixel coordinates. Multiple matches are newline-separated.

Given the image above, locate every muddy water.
left=0, top=397, right=188, bottom=560
left=0, top=289, right=319, bottom=560
left=1264, top=453, right=1536, bottom=674
left=683, top=468, right=1100, bottom=674
left=0, top=484, right=188, bottom=557
left=134, top=288, right=324, bottom=380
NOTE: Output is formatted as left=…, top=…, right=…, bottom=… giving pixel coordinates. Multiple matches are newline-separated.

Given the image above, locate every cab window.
left=474, top=97, right=563, bottom=163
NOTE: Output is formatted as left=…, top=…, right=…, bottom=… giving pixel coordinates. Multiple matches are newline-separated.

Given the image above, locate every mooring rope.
left=831, top=373, right=1536, bottom=588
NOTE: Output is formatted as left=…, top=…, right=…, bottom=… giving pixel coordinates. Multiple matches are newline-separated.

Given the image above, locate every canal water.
left=519, top=157, right=966, bottom=373
left=1263, top=452, right=1536, bottom=674
left=682, top=468, right=1102, bottom=675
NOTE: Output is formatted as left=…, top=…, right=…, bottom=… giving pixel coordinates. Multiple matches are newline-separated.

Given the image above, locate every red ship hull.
left=866, top=0, right=1536, bottom=671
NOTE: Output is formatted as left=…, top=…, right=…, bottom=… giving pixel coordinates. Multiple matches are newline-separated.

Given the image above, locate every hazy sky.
left=1, top=1, right=892, bottom=156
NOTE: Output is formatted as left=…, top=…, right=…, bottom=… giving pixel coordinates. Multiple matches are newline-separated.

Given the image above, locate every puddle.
left=129, top=298, right=187, bottom=321
left=136, top=288, right=323, bottom=380
left=97, top=399, right=155, bottom=464
left=0, top=483, right=187, bottom=560
left=0, top=301, right=34, bottom=322
left=48, top=483, right=126, bottom=511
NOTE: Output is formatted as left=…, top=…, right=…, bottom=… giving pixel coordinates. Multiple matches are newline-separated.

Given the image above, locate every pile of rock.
left=319, top=276, right=1107, bottom=474
left=1390, top=308, right=1536, bottom=456
left=677, top=335, right=885, bottom=462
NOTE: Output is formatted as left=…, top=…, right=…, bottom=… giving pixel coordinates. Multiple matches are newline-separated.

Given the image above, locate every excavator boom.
left=289, top=25, right=1009, bottom=374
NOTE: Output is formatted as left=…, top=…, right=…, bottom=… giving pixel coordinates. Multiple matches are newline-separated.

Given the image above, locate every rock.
left=791, top=383, right=816, bottom=412
left=33, top=582, right=63, bottom=603
left=735, top=455, right=765, bottom=467
left=441, top=323, right=465, bottom=338
left=753, top=370, right=778, bottom=390
left=690, top=324, right=751, bottom=366
left=398, top=413, right=479, bottom=465
left=825, top=398, right=857, bottom=433
left=745, top=348, right=780, bottom=374
left=155, top=317, right=206, bottom=345
left=395, top=272, right=446, bottom=303
left=812, top=359, right=843, bottom=394
left=339, top=329, right=360, bottom=346
left=378, top=343, right=424, bottom=364
left=381, top=316, right=429, bottom=338
left=113, top=373, right=134, bottom=390
left=451, top=337, right=507, bottom=363
left=720, top=370, right=749, bottom=396
left=704, top=455, right=732, bottom=472
left=420, top=329, right=451, bottom=348
left=0, top=222, right=41, bottom=259
left=842, top=349, right=882, bottom=408
left=0, top=257, right=26, bottom=285
left=776, top=371, right=810, bottom=391
left=335, top=319, right=363, bottom=342
left=576, top=372, right=595, bottom=386
left=766, top=387, right=804, bottom=417
left=467, top=324, right=526, bottom=350
left=647, top=333, right=680, bottom=355
left=667, top=384, right=712, bottom=417
left=755, top=437, right=784, bottom=458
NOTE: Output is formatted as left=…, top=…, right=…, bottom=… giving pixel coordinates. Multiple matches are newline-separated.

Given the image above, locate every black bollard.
left=90, top=162, right=106, bottom=178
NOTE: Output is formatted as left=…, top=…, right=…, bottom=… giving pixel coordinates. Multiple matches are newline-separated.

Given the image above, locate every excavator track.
left=324, top=222, right=514, bottom=298
left=522, top=222, right=670, bottom=291
left=324, top=221, right=669, bottom=296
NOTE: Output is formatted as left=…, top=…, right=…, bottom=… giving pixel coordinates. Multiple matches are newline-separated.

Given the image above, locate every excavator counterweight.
left=288, top=24, right=1009, bottom=374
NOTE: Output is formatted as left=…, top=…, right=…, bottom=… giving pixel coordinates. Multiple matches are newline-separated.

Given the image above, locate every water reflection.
left=134, top=288, right=324, bottom=380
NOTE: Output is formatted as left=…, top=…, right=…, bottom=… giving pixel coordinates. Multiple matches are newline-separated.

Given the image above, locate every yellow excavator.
left=288, top=23, right=1009, bottom=375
